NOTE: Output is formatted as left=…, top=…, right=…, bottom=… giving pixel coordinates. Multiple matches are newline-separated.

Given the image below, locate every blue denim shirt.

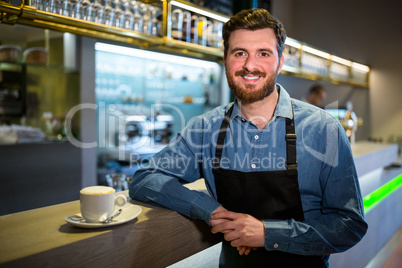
left=129, top=85, right=368, bottom=260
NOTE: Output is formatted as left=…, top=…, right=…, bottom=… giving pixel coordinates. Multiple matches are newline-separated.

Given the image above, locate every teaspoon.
left=102, top=209, right=122, bottom=223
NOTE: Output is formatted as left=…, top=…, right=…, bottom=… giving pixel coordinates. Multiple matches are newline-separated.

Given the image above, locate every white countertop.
left=351, top=141, right=399, bottom=177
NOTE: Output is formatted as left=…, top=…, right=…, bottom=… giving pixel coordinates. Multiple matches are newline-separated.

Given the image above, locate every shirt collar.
left=230, top=99, right=242, bottom=119
left=227, top=84, right=293, bottom=120
left=274, top=84, right=293, bottom=120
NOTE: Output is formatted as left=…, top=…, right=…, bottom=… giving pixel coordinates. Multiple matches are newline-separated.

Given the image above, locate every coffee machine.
left=338, top=102, right=363, bottom=144
left=98, top=103, right=174, bottom=165
left=120, top=112, right=173, bottom=149
left=326, top=102, right=362, bottom=144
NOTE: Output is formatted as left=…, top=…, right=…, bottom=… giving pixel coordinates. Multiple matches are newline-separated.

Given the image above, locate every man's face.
left=224, top=28, right=284, bottom=103
left=309, top=91, right=327, bottom=107
left=316, top=91, right=327, bottom=107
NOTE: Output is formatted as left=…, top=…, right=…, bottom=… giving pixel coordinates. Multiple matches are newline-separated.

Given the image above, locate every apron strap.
left=213, top=104, right=234, bottom=169
left=285, top=102, right=297, bottom=172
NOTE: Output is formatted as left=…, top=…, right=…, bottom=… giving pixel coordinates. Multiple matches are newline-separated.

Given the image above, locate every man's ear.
left=277, top=54, right=285, bottom=75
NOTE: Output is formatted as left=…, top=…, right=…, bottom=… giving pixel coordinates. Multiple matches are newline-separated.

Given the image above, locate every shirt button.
left=241, top=118, right=246, bottom=122
left=274, top=243, right=279, bottom=249
left=254, top=135, right=259, bottom=140
left=251, top=164, right=256, bottom=169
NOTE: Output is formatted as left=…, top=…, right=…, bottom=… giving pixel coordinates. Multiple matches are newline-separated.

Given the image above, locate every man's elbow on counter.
left=337, top=217, right=369, bottom=253
left=128, top=171, right=147, bottom=201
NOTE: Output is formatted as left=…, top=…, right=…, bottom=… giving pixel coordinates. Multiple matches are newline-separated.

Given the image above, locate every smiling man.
left=225, top=29, right=282, bottom=103
left=130, top=9, right=367, bottom=267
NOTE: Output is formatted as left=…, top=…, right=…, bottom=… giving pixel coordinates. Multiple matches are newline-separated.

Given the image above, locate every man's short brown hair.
left=222, top=9, right=287, bottom=59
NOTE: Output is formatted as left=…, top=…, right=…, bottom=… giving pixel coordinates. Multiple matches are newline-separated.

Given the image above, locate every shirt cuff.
left=190, top=193, right=221, bottom=224
left=263, top=219, right=291, bottom=251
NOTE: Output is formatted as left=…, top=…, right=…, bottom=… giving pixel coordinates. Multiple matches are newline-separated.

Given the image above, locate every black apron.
left=213, top=103, right=325, bottom=268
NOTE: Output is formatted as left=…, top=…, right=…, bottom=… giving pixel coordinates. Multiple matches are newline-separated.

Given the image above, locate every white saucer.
left=65, top=204, right=142, bottom=229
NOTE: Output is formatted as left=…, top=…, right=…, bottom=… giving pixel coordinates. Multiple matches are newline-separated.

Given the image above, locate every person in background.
left=305, top=84, right=327, bottom=108
left=130, top=8, right=367, bottom=267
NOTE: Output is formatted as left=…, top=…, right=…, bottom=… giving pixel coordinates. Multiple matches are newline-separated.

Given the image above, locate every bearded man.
left=130, top=9, right=367, bottom=268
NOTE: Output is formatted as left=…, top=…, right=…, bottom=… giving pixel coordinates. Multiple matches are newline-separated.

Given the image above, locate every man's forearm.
left=130, top=172, right=220, bottom=223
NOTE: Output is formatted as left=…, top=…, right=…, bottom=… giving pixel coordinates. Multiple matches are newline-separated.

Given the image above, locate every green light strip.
left=363, top=173, right=402, bottom=213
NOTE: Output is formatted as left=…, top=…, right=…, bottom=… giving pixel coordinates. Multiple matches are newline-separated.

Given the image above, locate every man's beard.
left=226, top=68, right=278, bottom=103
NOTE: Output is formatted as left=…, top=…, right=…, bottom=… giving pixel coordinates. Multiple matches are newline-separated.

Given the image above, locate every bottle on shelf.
left=131, top=1, right=143, bottom=32
left=102, top=0, right=115, bottom=26
left=149, top=6, right=161, bottom=36
left=171, top=9, right=183, bottom=41
left=141, top=4, right=151, bottom=34
left=191, top=15, right=199, bottom=45
left=91, top=0, right=104, bottom=24
left=182, top=11, right=191, bottom=43
left=76, top=0, right=92, bottom=21
left=122, top=1, right=134, bottom=30
left=213, top=21, right=223, bottom=48
left=197, top=16, right=207, bottom=46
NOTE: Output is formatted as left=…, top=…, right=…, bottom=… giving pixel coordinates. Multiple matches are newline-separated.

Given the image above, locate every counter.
left=0, top=181, right=220, bottom=268
left=330, top=142, right=401, bottom=268
left=0, top=141, right=400, bottom=268
left=351, top=141, right=399, bottom=177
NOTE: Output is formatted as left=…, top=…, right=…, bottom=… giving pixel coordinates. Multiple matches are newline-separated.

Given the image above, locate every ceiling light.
left=302, top=45, right=330, bottom=59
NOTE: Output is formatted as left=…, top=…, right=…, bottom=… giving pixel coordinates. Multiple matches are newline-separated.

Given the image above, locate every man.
left=305, top=84, right=327, bottom=108
left=129, top=9, right=367, bottom=267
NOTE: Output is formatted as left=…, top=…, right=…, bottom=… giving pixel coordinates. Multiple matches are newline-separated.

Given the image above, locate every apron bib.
left=213, top=103, right=325, bottom=267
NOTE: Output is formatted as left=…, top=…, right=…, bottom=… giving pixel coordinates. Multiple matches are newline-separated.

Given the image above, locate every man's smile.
left=242, top=75, right=260, bottom=80
left=235, top=71, right=266, bottom=84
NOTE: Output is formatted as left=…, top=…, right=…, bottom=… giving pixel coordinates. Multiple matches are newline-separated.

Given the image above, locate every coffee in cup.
left=80, top=186, right=127, bottom=223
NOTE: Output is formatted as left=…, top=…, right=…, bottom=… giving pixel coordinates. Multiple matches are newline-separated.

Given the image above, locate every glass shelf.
left=0, top=0, right=369, bottom=87
left=0, top=61, right=77, bottom=72
left=0, top=0, right=224, bottom=60
left=0, top=62, right=24, bottom=72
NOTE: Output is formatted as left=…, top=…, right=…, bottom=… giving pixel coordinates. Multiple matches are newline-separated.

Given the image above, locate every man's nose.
left=242, top=55, right=259, bottom=72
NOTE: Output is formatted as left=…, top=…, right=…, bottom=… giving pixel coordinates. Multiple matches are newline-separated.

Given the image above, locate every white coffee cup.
left=80, top=186, right=127, bottom=223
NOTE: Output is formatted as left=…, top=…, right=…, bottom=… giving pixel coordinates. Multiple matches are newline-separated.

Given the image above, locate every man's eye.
left=235, top=51, right=246, bottom=56
left=260, top=52, right=270, bottom=57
